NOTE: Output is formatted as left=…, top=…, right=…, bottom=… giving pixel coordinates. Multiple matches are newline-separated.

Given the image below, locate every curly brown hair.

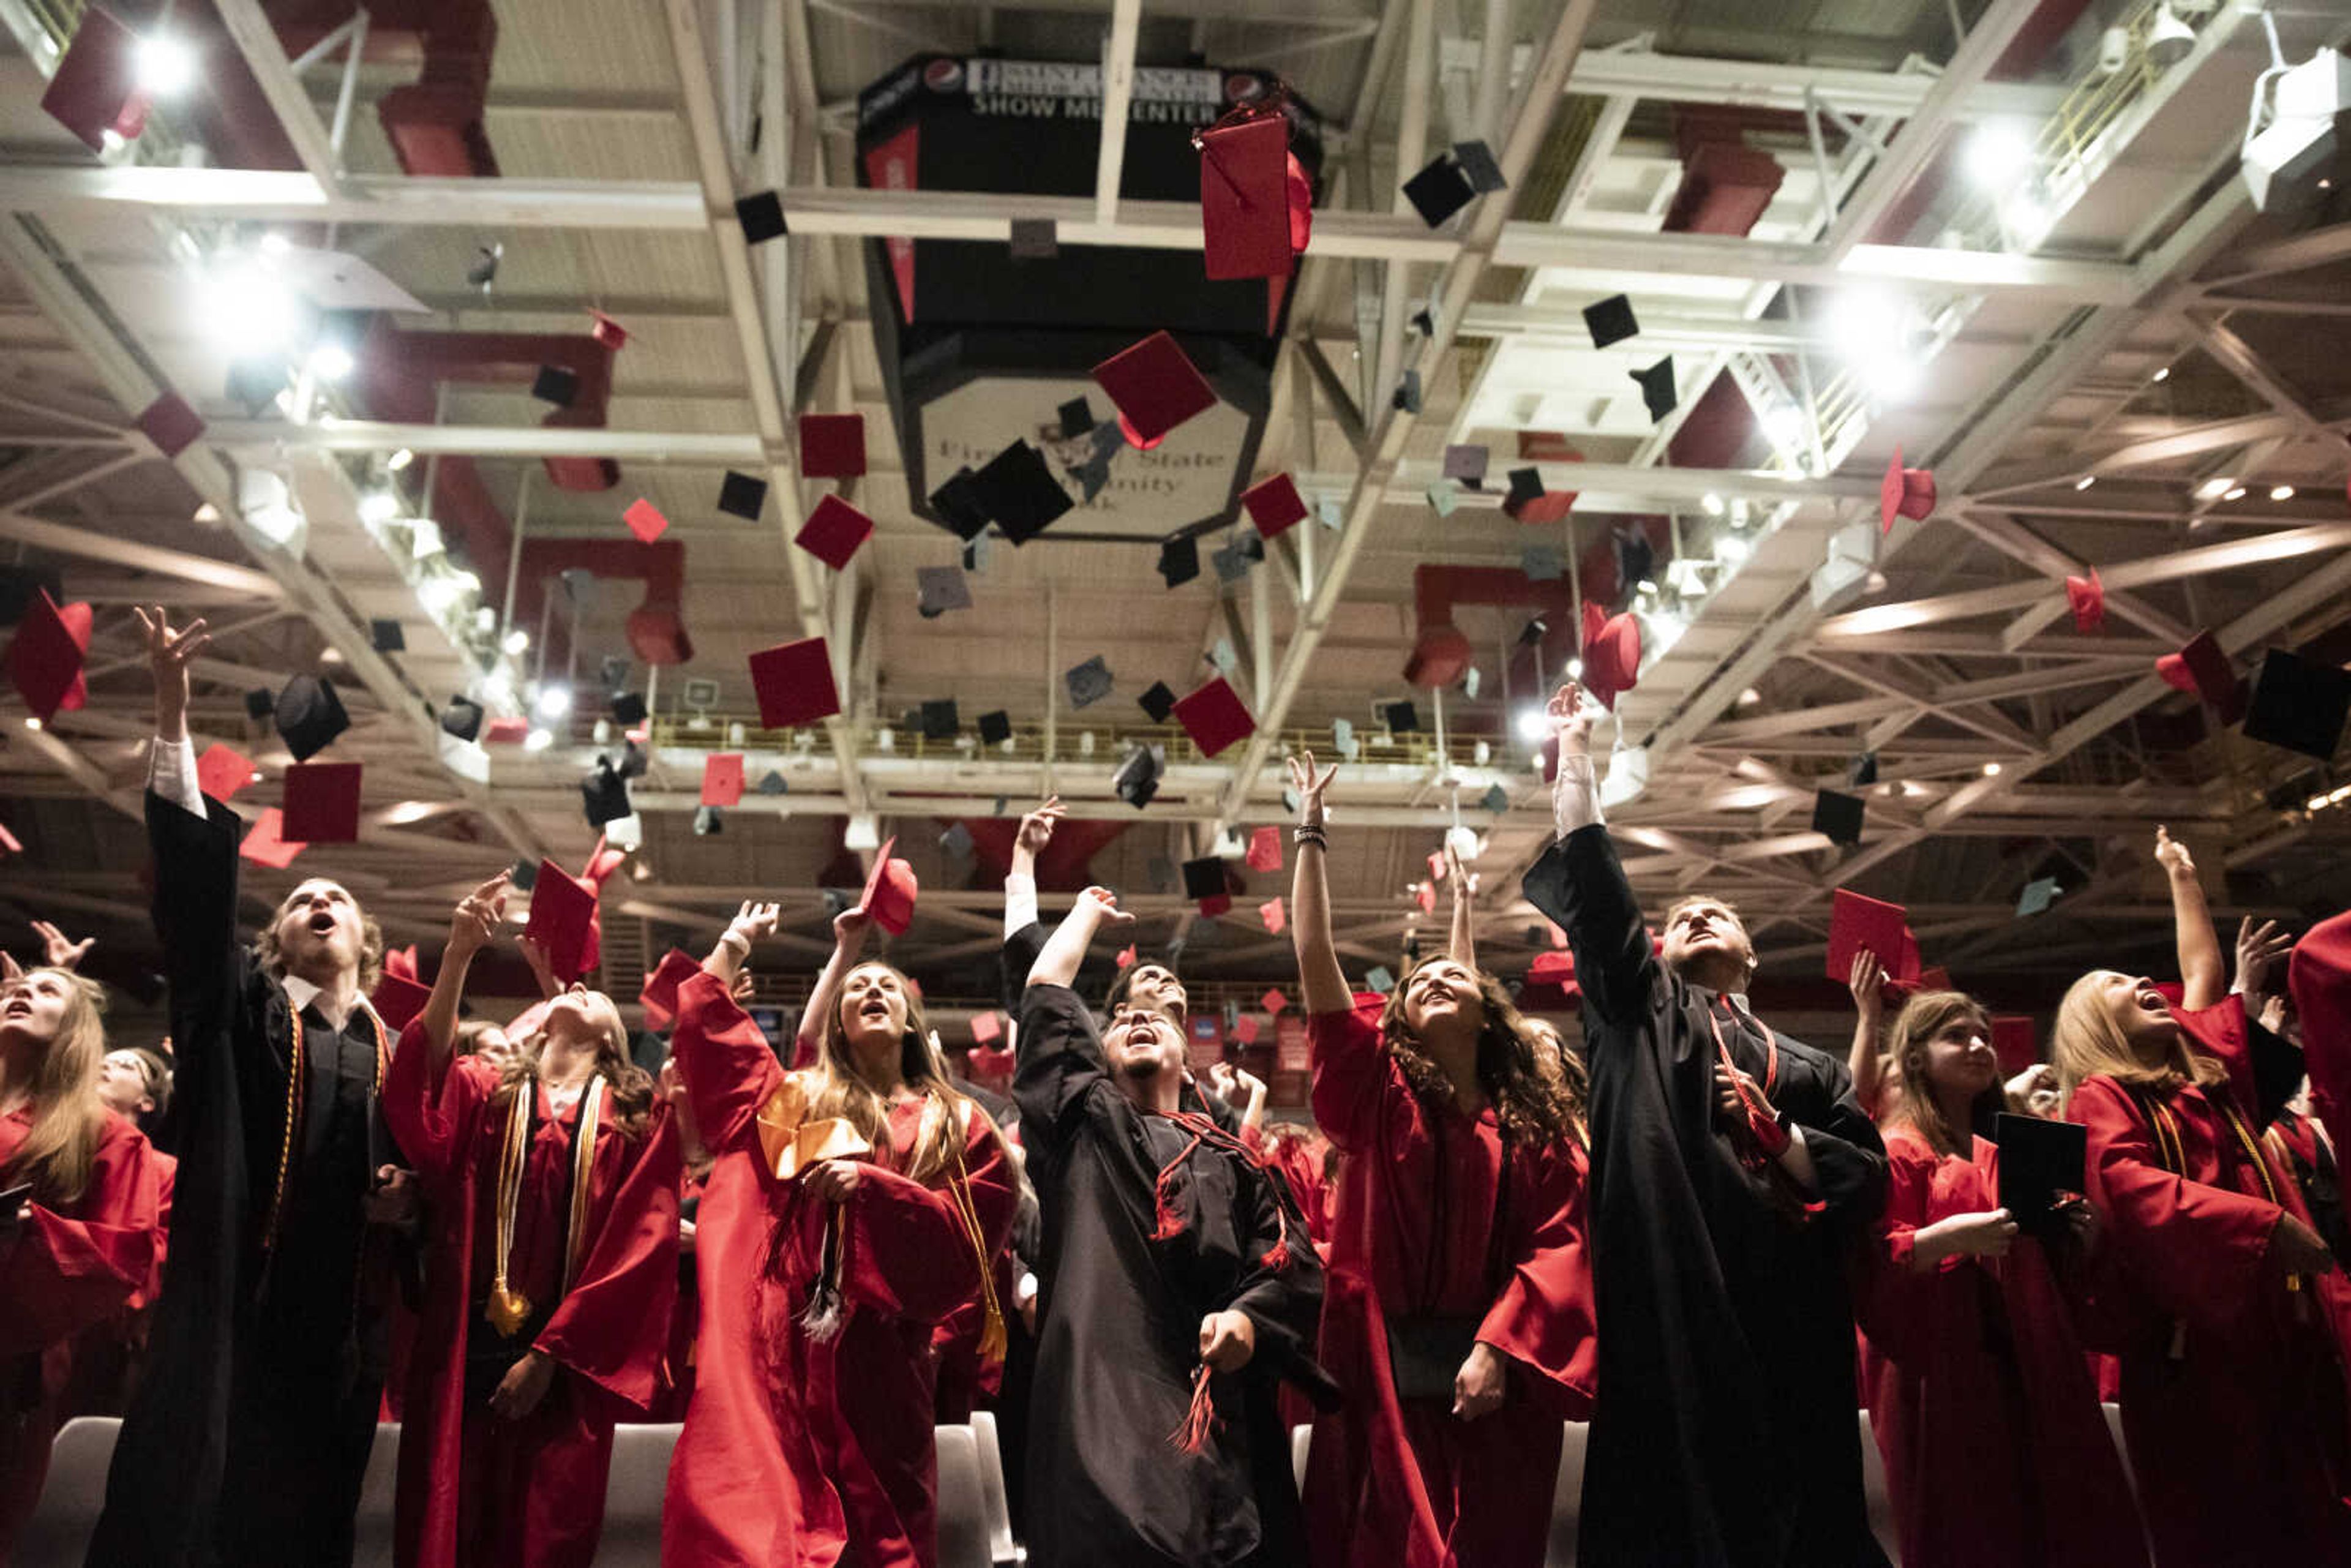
left=250, top=880, right=384, bottom=994
left=1378, top=958, right=1586, bottom=1147
left=498, top=994, right=656, bottom=1139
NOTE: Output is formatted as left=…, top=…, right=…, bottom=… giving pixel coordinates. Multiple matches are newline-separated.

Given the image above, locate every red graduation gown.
left=1300, top=1006, right=1597, bottom=1568
left=663, top=972, right=1016, bottom=1568
left=1858, top=1128, right=2145, bottom=1568
left=382, top=1024, right=681, bottom=1568
left=0, top=1108, right=165, bottom=1556
left=2069, top=997, right=2351, bottom=1566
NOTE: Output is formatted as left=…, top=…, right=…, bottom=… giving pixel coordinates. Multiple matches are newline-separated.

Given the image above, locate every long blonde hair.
left=1, top=968, right=110, bottom=1207
left=1885, top=990, right=2000, bottom=1158
left=811, top=961, right=983, bottom=1183
left=2052, top=969, right=2225, bottom=1109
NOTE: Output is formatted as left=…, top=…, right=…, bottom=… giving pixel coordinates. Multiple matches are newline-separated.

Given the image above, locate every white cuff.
left=149, top=734, right=203, bottom=819
left=1003, top=873, right=1038, bottom=940
left=1552, top=753, right=1603, bottom=839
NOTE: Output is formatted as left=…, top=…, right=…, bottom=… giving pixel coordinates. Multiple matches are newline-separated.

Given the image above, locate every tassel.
left=1168, top=1364, right=1221, bottom=1454
left=1258, top=1233, right=1291, bottom=1274
left=800, top=1206, right=847, bottom=1342
left=1152, top=1124, right=1211, bottom=1241
left=977, top=1302, right=1008, bottom=1366
left=485, top=1281, right=534, bottom=1338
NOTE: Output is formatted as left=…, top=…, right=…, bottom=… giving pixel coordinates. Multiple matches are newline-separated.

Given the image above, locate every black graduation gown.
left=1013, top=980, right=1334, bottom=1568
left=87, top=791, right=396, bottom=1568
left=1524, top=824, right=1889, bottom=1568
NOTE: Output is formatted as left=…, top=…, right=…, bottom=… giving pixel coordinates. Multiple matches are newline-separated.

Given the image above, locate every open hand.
left=1847, top=949, right=1888, bottom=1022
left=1016, top=795, right=1065, bottom=860
left=830, top=903, right=870, bottom=950
left=729, top=900, right=782, bottom=950
left=1079, top=886, right=1137, bottom=928
left=488, top=1348, right=556, bottom=1421
left=132, top=606, right=210, bottom=740
left=30, top=920, right=93, bottom=970
left=1286, top=752, right=1339, bottom=828
left=1547, top=681, right=1594, bottom=756
left=2235, top=917, right=2295, bottom=1003
left=447, top=872, right=509, bottom=962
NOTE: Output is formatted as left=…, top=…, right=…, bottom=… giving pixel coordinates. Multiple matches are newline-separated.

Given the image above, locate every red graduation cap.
left=9, top=589, right=91, bottom=722
left=589, top=309, right=628, bottom=350
left=1229, top=1013, right=1259, bottom=1046
left=1261, top=986, right=1289, bottom=1016
left=482, top=716, right=531, bottom=745
left=1579, top=601, right=1643, bottom=711
left=2155, top=629, right=2246, bottom=722
left=371, top=947, right=431, bottom=1032
left=1198, top=893, right=1232, bottom=920
left=623, top=498, right=669, bottom=544
left=1414, top=881, right=1436, bottom=915
left=1259, top=898, right=1286, bottom=936
left=280, top=761, right=362, bottom=844
left=861, top=837, right=918, bottom=935
left=637, top=948, right=703, bottom=1032
left=524, top=858, right=599, bottom=985
left=2064, top=569, right=2105, bottom=634
left=1092, top=331, right=1218, bottom=446
left=1245, top=825, right=1283, bottom=872
left=1989, top=1016, right=2038, bottom=1076
left=701, top=752, right=745, bottom=808
left=2289, top=913, right=2351, bottom=1108
left=1198, top=113, right=1293, bottom=281
left=798, top=413, right=867, bottom=481
left=1172, top=677, right=1255, bottom=759
left=795, top=494, right=874, bottom=570
left=1826, top=888, right=1917, bottom=986
left=748, top=636, right=843, bottom=729
left=40, top=4, right=149, bottom=152
left=1426, top=850, right=1447, bottom=884
left=137, top=392, right=204, bottom=459
left=1116, top=944, right=1138, bottom=970
left=970, top=1010, right=1003, bottom=1047
left=1240, top=472, right=1307, bottom=538
left=1878, top=446, right=1937, bottom=533
left=238, top=807, right=307, bottom=870
left=197, top=741, right=257, bottom=803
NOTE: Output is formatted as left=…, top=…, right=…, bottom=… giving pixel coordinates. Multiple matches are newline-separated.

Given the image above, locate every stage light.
left=1983, top=762, right=2002, bottom=777
left=2241, top=45, right=2350, bottom=217
left=1513, top=707, right=1549, bottom=743
left=387, top=447, right=414, bottom=471
left=502, top=628, right=530, bottom=656
left=2074, top=475, right=2096, bottom=491
left=134, top=34, right=196, bottom=96
left=2224, top=485, right=2248, bottom=501
left=2147, top=5, right=2195, bottom=70
left=1701, top=492, right=1725, bottom=517
left=358, top=490, right=397, bottom=525
left=1963, top=122, right=2034, bottom=187
left=307, top=341, right=354, bottom=382
left=523, top=727, right=555, bottom=752
left=535, top=686, right=574, bottom=721
left=2271, top=484, right=2296, bottom=501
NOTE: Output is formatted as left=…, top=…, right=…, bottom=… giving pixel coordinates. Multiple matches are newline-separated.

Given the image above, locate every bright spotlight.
left=1963, top=122, right=2036, bottom=188
left=1565, top=656, right=1585, bottom=680
left=407, top=519, right=445, bottom=560
left=2270, top=484, right=2297, bottom=501
left=1764, top=406, right=1807, bottom=449
left=1982, top=762, right=2003, bottom=777
left=1716, top=534, right=1750, bottom=566
left=358, top=490, right=397, bottom=525
left=1513, top=707, right=1549, bottom=743
left=523, top=727, right=555, bottom=753
left=386, top=447, right=415, bottom=471
left=134, top=34, right=197, bottom=96
left=1701, top=492, right=1725, bottom=517
left=2197, top=476, right=2235, bottom=500
left=2074, top=475, right=2097, bottom=491
left=502, top=628, right=530, bottom=656
left=2224, top=486, right=2248, bottom=501
left=535, top=686, right=574, bottom=721
left=203, top=257, right=306, bottom=355
left=307, top=341, right=354, bottom=382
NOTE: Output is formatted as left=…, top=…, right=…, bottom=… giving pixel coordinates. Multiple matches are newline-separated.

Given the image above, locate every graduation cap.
left=919, top=698, right=960, bottom=741
left=1245, top=825, right=1282, bottom=872
left=1058, top=397, right=1096, bottom=439
left=757, top=768, right=789, bottom=797
left=1173, top=677, right=1255, bottom=759
left=281, top=761, right=362, bottom=844
left=2154, top=629, right=2244, bottom=722
left=638, top=948, right=703, bottom=1033
left=588, top=309, right=628, bottom=351
left=7, top=590, right=90, bottom=723
left=1198, top=113, right=1292, bottom=280
left=1381, top=699, right=1420, bottom=734
left=1210, top=538, right=1254, bottom=585
left=610, top=690, right=648, bottom=727
left=734, top=189, right=787, bottom=244
left=1521, top=544, right=1562, bottom=582
left=623, top=498, right=669, bottom=544
left=1580, top=602, right=1643, bottom=711
left=1614, top=523, right=1657, bottom=595
left=978, top=710, right=1012, bottom=746
left=928, top=467, right=991, bottom=542
left=1364, top=965, right=1397, bottom=995
left=1112, top=743, right=1164, bottom=809
left=1393, top=370, right=1422, bottom=415
left=369, top=618, right=405, bottom=654
left=1502, top=467, right=1546, bottom=520
left=238, top=807, right=307, bottom=870
left=2243, top=647, right=2351, bottom=761
left=1847, top=751, right=1880, bottom=789
left=940, top=822, right=975, bottom=861
left=465, top=242, right=502, bottom=291
left=1241, top=472, right=1307, bottom=538
left=372, top=962, right=431, bottom=1035
left=135, top=393, right=204, bottom=459
left=1427, top=479, right=1460, bottom=517
left=0, top=565, right=63, bottom=628
left=530, top=364, right=580, bottom=408
left=581, top=756, right=632, bottom=826
left=1281, top=784, right=1303, bottom=814
left=1332, top=716, right=1359, bottom=759
left=718, top=470, right=769, bottom=522
left=1009, top=217, right=1058, bottom=261
left=798, top=413, right=866, bottom=480
left=1401, top=154, right=1476, bottom=227
left=2017, top=876, right=2062, bottom=917
left=1629, top=357, right=1678, bottom=422
left=1812, top=787, right=1865, bottom=847
left=197, top=741, right=257, bottom=802
left=1317, top=499, right=1344, bottom=531
left=1411, top=306, right=1436, bottom=337
left=1067, top=420, right=1123, bottom=505
left=1826, top=888, right=1911, bottom=985
left=1139, top=680, right=1178, bottom=723
left=1259, top=899, right=1287, bottom=936
left=1180, top=855, right=1228, bottom=902
left=795, top=493, right=874, bottom=569
left=972, top=441, right=1074, bottom=544
left=916, top=566, right=972, bottom=619
left=2064, top=569, right=2105, bottom=634
left=747, top=636, right=842, bottom=729
left=524, top=860, right=599, bottom=983
left=1583, top=293, right=1638, bottom=349
left=1065, top=655, right=1113, bottom=709
left=1093, top=331, right=1218, bottom=445
left=1453, top=140, right=1505, bottom=193
left=963, top=535, right=993, bottom=574
left=861, top=838, right=918, bottom=934
left=273, top=675, right=349, bottom=762
left=1480, top=782, right=1510, bottom=815
left=692, top=805, right=723, bottom=837
left=1878, top=446, right=1938, bottom=533
left=1442, top=446, right=1490, bottom=489
left=702, top=752, right=745, bottom=807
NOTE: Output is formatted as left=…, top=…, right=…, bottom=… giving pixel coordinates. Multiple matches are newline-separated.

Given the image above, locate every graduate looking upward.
left=1520, top=680, right=1889, bottom=1568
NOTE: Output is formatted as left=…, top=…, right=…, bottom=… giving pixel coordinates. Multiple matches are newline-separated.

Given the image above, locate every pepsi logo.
left=924, top=58, right=965, bottom=92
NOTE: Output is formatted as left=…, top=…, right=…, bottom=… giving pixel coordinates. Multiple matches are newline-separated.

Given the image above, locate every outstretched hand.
left=1016, top=795, right=1065, bottom=860
left=29, top=920, right=93, bottom=971
left=1547, top=681, right=1594, bottom=756
left=2234, top=917, right=2295, bottom=1003
left=1286, top=752, right=1339, bottom=828
left=133, top=606, right=210, bottom=742
left=1847, top=949, right=1888, bottom=1021
left=727, top=900, right=782, bottom=950
left=2153, top=825, right=2194, bottom=878
left=1079, top=886, right=1136, bottom=928
left=446, top=872, right=509, bottom=962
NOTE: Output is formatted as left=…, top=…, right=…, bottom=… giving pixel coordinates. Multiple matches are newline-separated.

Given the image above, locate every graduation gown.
left=88, top=790, right=401, bottom=1568
left=1523, top=824, right=1889, bottom=1568
left=1013, top=980, right=1333, bottom=1568
left=1, top=1108, right=165, bottom=1557
left=2069, top=996, right=2351, bottom=1566
left=664, top=972, right=1016, bottom=1568
left=1300, top=1005, right=1595, bottom=1568
left=381, top=1026, right=680, bottom=1568
left=1857, top=1127, right=2145, bottom=1568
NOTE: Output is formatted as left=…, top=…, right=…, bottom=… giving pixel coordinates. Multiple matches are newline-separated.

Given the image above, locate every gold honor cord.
left=487, top=1075, right=608, bottom=1338
left=260, top=1006, right=388, bottom=1291
left=945, top=1108, right=1008, bottom=1366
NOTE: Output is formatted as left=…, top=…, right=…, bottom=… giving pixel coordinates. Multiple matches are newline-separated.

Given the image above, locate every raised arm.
left=1519, top=683, right=1657, bottom=1028
left=1445, top=841, right=1477, bottom=969
left=134, top=605, right=211, bottom=816
left=793, top=904, right=869, bottom=1067
left=999, top=798, right=1062, bottom=1010
left=2157, top=827, right=2225, bottom=1011
left=1845, top=948, right=1891, bottom=1122
left=1287, top=752, right=1349, bottom=1015
left=414, top=873, right=509, bottom=1072
left=1026, top=884, right=1133, bottom=991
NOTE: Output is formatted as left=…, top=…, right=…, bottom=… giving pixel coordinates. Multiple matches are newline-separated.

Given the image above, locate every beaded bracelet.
left=1293, top=825, right=1328, bottom=847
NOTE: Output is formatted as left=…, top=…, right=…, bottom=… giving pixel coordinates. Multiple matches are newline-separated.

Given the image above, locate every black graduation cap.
left=718, top=470, right=768, bottom=522
left=1453, top=140, right=1505, bottom=193
left=1614, top=523, right=1657, bottom=593
left=612, top=691, right=648, bottom=727
left=1139, top=680, right=1177, bottom=723
left=929, top=467, right=992, bottom=542
left=1583, top=293, right=1638, bottom=349
left=919, top=698, right=960, bottom=741
left=598, top=655, right=629, bottom=690
left=1113, top=743, right=1164, bottom=809
left=1629, top=356, right=1678, bottom=421
left=465, top=243, right=501, bottom=291
left=1411, top=306, right=1436, bottom=337
left=978, top=709, right=1012, bottom=746
left=0, top=565, right=64, bottom=627
left=1180, top=855, right=1227, bottom=901
left=1812, top=788, right=1865, bottom=847
left=941, top=821, right=975, bottom=860
left=2242, top=648, right=2351, bottom=762
left=1393, top=370, right=1423, bottom=414
left=1065, top=655, right=1113, bottom=708
left=244, top=687, right=276, bottom=722
left=1401, top=154, right=1476, bottom=227
left=370, top=618, right=405, bottom=653
left=757, top=768, right=788, bottom=796
left=972, top=440, right=1073, bottom=545
left=509, top=858, right=538, bottom=891
left=274, top=675, right=350, bottom=762
left=1517, top=615, right=1548, bottom=648
left=1382, top=700, right=1421, bottom=733
left=1847, top=751, right=1879, bottom=789
left=916, top=566, right=971, bottom=619
left=1009, top=217, right=1057, bottom=260
left=1059, top=397, right=1096, bottom=438
left=531, top=364, right=580, bottom=408
left=440, top=696, right=484, bottom=743
left=1503, top=467, right=1545, bottom=517
left=1211, top=538, right=1253, bottom=585
left=735, top=189, right=787, bottom=244
left=615, top=740, right=650, bottom=781
left=1158, top=536, right=1201, bottom=589
left=693, top=805, right=722, bottom=836
left=582, top=757, right=632, bottom=825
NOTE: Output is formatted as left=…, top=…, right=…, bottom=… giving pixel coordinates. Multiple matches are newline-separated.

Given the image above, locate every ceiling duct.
left=274, top=0, right=503, bottom=176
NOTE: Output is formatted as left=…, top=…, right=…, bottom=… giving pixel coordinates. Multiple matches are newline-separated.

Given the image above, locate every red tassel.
left=1258, top=1233, right=1291, bottom=1274
left=1151, top=1125, right=1210, bottom=1241
left=1169, top=1364, right=1222, bottom=1454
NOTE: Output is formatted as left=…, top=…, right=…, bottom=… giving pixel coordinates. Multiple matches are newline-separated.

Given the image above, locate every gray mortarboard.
left=734, top=189, right=787, bottom=244
left=2017, top=876, right=2062, bottom=917
left=1281, top=784, right=1303, bottom=814
left=1812, top=787, right=1865, bottom=847
left=1847, top=751, right=1880, bottom=789
left=693, top=805, right=722, bottom=836
left=2243, top=648, right=2351, bottom=762
left=1058, top=397, right=1096, bottom=438
left=1453, top=140, right=1506, bottom=193
left=756, top=768, right=789, bottom=796
left=1427, top=479, right=1460, bottom=517
left=370, top=618, right=405, bottom=653
left=1402, top=154, right=1475, bottom=227
left=992, top=796, right=1009, bottom=817
left=1009, top=217, right=1057, bottom=260
left=1382, top=700, right=1421, bottom=733
left=1583, top=293, right=1638, bottom=350
left=598, top=655, right=630, bottom=690
left=1158, top=535, right=1201, bottom=589
left=1463, top=666, right=1482, bottom=699
left=1332, top=716, right=1359, bottom=759
left=615, top=740, right=650, bottom=781
left=274, top=675, right=350, bottom=762
left=718, top=470, right=769, bottom=522
left=1317, top=500, right=1344, bottom=531
left=1180, top=855, right=1227, bottom=901
left=1482, top=782, right=1510, bottom=815
left=440, top=696, right=484, bottom=743
left=1365, top=965, right=1397, bottom=995
left=530, top=364, right=580, bottom=408
left=465, top=244, right=501, bottom=290
left=929, top=467, right=991, bottom=542
left=1068, top=422, right=1123, bottom=504
left=920, top=699, right=960, bottom=741
left=1147, top=856, right=1176, bottom=893
left=611, top=691, right=648, bottom=726
left=978, top=710, right=1012, bottom=746
left=1212, top=538, right=1253, bottom=585
left=509, top=858, right=538, bottom=891
left=582, top=757, right=632, bottom=826
left=962, top=533, right=992, bottom=574
left=1065, top=655, right=1113, bottom=708
left=1113, top=743, right=1164, bottom=809
left=1521, top=544, right=1563, bottom=582
left=1393, top=370, right=1423, bottom=415
left=974, top=440, right=1074, bottom=545
left=1630, top=356, right=1678, bottom=422
left=1139, top=681, right=1178, bottom=723
left=1209, top=637, right=1237, bottom=673
left=917, top=566, right=972, bottom=619
left=245, top=687, right=276, bottom=721
left=1443, top=444, right=1490, bottom=485
left=941, top=821, right=975, bottom=859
